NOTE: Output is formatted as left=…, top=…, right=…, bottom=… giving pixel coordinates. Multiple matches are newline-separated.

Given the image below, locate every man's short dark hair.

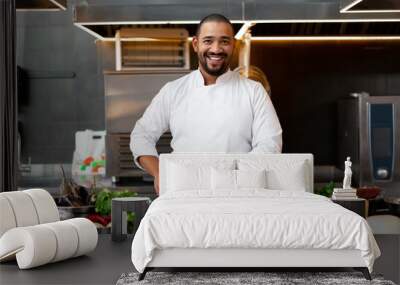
left=195, top=14, right=234, bottom=37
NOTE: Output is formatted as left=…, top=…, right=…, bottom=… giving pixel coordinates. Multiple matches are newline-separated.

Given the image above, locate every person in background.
left=130, top=14, right=282, bottom=195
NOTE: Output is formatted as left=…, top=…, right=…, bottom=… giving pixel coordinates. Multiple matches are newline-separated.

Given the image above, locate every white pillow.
left=167, top=162, right=209, bottom=191
left=211, top=168, right=236, bottom=190
left=238, top=159, right=307, bottom=191
left=211, top=168, right=268, bottom=190
left=236, top=169, right=267, bottom=189
left=167, top=160, right=235, bottom=192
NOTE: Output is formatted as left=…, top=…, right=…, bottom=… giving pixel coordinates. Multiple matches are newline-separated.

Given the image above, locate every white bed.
left=131, top=153, right=380, bottom=280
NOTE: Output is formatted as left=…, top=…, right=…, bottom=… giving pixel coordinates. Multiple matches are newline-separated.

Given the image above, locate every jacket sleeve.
left=249, top=83, right=283, bottom=154
left=130, top=83, right=171, bottom=169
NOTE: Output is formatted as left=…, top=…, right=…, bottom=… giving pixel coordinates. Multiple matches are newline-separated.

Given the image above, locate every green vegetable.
left=94, top=188, right=138, bottom=216
left=315, top=181, right=335, bottom=198
left=93, top=189, right=138, bottom=233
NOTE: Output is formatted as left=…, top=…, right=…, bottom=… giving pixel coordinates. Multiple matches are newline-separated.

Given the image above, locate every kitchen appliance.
left=337, top=92, right=400, bottom=198
left=104, top=70, right=189, bottom=182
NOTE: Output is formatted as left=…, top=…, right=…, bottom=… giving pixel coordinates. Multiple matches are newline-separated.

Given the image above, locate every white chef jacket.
left=130, top=69, right=282, bottom=169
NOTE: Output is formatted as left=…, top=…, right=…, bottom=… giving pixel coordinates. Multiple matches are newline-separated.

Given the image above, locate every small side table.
left=332, top=197, right=368, bottom=218
left=111, top=197, right=151, bottom=242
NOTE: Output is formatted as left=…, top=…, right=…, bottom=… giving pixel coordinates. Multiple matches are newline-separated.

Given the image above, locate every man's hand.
left=138, top=155, right=160, bottom=195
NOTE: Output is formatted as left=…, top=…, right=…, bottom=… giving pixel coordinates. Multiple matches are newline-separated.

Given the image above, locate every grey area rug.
left=116, top=272, right=396, bottom=285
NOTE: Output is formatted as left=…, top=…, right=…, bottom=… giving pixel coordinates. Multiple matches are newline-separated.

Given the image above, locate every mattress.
left=131, top=190, right=380, bottom=273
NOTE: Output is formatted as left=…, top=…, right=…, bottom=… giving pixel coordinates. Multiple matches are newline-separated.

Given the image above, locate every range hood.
left=17, top=0, right=67, bottom=11
left=73, top=0, right=400, bottom=40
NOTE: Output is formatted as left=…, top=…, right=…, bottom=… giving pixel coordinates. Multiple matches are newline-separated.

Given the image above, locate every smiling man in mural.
left=130, top=14, right=282, bottom=195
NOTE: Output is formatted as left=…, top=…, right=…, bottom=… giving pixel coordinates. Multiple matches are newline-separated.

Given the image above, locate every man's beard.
left=198, top=52, right=230, bottom=77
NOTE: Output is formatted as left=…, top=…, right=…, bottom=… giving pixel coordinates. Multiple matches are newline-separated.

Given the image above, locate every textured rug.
left=116, top=271, right=396, bottom=285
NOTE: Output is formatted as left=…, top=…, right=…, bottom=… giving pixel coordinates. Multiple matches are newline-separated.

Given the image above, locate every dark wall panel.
left=17, top=3, right=105, bottom=164
left=251, top=41, right=400, bottom=165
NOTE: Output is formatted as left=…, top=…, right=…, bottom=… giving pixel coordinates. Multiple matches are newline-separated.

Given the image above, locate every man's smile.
left=205, top=53, right=226, bottom=66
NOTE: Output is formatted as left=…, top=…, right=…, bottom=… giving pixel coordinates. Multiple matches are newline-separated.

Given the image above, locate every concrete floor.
left=1, top=234, right=398, bottom=285
left=0, top=234, right=134, bottom=285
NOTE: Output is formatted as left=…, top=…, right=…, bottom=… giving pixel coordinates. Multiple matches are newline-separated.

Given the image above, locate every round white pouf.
left=0, top=225, right=57, bottom=269
left=23, top=189, right=60, bottom=224
left=66, top=218, right=98, bottom=257
left=0, top=218, right=98, bottom=269
left=0, top=196, right=17, bottom=237
left=42, top=221, right=79, bottom=262
left=0, top=192, right=39, bottom=227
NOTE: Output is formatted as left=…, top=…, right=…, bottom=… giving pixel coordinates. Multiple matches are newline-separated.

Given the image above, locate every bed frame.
left=138, top=154, right=371, bottom=281
left=140, top=248, right=370, bottom=280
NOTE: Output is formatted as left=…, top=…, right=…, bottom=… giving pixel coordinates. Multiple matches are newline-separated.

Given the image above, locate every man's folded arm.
left=130, top=84, right=171, bottom=171
left=250, top=83, right=283, bottom=154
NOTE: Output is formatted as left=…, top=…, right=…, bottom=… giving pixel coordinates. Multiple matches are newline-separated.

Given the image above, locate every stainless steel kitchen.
left=1, top=1, right=400, bottom=285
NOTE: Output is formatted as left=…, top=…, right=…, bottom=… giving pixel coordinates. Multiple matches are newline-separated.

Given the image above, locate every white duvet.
left=131, top=190, right=380, bottom=273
